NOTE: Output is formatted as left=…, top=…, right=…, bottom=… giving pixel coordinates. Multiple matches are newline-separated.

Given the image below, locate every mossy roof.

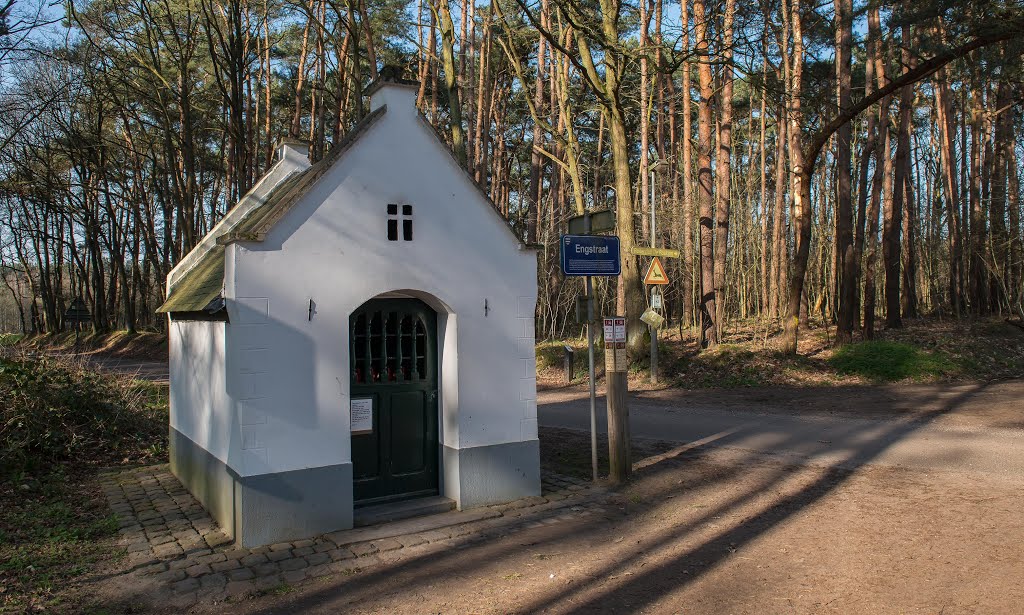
left=156, top=245, right=225, bottom=313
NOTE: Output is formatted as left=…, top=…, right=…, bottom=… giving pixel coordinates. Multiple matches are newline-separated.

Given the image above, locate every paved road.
left=77, top=354, right=170, bottom=383
left=538, top=384, right=1024, bottom=480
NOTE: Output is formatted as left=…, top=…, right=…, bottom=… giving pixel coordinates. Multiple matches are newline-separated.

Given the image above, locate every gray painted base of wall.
left=443, top=440, right=541, bottom=510
left=169, top=427, right=236, bottom=534
left=235, top=464, right=353, bottom=547
left=169, top=428, right=354, bottom=547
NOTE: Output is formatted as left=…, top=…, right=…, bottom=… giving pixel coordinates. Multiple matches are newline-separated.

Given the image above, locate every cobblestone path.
left=99, top=465, right=610, bottom=607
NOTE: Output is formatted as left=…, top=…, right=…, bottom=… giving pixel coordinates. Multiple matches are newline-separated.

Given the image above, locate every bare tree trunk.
left=758, top=54, right=770, bottom=319
left=694, top=0, right=717, bottom=348
left=863, top=7, right=889, bottom=338
left=770, top=116, right=787, bottom=320
left=884, top=29, right=913, bottom=329
left=968, top=71, right=987, bottom=314
left=431, top=0, right=466, bottom=165
left=989, top=77, right=1011, bottom=312
left=526, top=5, right=546, bottom=245
left=713, top=0, right=734, bottom=337
left=935, top=64, right=962, bottom=315
left=290, top=1, right=313, bottom=137
left=680, top=0, right=694, bottom=329
left=781, top=0, right=807, bottom=353
left=834, top=0, right=855, bottom=343
left=1009, top=128, right=1022, bottom=315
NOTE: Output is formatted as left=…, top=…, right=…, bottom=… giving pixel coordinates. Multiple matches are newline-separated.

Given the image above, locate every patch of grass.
left=0, top=470, right=119, bottom=612
left=829, top=341, right=958, bottom=382
left=0, top=333, right=23, bottom=348
left=0, top=355, right=168, bottom=612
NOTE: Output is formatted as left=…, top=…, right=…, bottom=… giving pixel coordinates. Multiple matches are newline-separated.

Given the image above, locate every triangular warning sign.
left=644, top=257, right=670, bottom=285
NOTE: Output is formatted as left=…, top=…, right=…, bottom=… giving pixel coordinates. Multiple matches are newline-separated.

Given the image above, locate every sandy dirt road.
left=182, top=380, right=1024, bottom=614
left=75, top=355, right=1024, bottom=614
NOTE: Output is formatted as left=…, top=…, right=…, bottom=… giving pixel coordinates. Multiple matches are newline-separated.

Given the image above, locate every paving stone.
left=349, top=542, right=379, bottom=557
left=278, top=557, right=308, bottom=572
left=252, top=562, right=280, bottom=577
left=267, top=550, right=293, bottom=562
left=372, top=538, right=403, bottom=552
left=292, top=546, right=315, bottom=557
left=168, top=558, right=193, bottom=570
left=292, top=539, right=315, bottom=548
left=281, top=569, right=307, bottom=584
left=200, top=573, right=228, bottom=589
left=154, top=569, right=187, bottom=583
left=397, top=534, right=427, bottom=548
left=172, top=578, right=200, bottom=594
left=240, top=553, right=269, bottom=567
left=222, top=548, right=250, bottom=560
left=253, top=575, right=284, bottom=592
left=153, top=543, right=184, bottom=558
left=269, top=542, right=294, bottom=552
left=305, top=552, right=330, bottom=566
left=313, top=541, right=334, bottom=553
left=126, top=541, right=151, bottom=553
left=185, top=564, right=212, bottom=577
left=149, top=534, right=175, bottom=546
left=211, top=559, right=242, bottom=572
left=196, top=552, right=227, bottom=565
left=138, top=561, right=169, bottom=575
left=306, top=563, right=330, bottom=578
left=205, top=532, right=232, bottom=548
left=173, top=530, right=200, bottom=543
left=328, top=548, right=355, bottom=562
left=227, top=567, right=255, bottom=582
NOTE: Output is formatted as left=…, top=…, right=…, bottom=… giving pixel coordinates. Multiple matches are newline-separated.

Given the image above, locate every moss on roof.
left=156, top=246, right=225, bottom=313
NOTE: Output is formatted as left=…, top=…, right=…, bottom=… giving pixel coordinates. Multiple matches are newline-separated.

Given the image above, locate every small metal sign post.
left=643, top=256, right=667, bottom=380
left=561, top=218, right=621, bottom=483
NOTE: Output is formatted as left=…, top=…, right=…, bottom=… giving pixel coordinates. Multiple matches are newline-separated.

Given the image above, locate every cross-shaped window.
left=387, top=204, right=413, bottom=241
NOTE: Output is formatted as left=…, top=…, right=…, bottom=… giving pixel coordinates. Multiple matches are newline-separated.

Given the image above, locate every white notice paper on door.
left=350, top=398, right=373, bottom=434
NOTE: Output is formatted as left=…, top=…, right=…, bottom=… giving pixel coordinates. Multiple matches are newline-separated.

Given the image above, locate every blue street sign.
left=560, top=235, right=621, bottom=276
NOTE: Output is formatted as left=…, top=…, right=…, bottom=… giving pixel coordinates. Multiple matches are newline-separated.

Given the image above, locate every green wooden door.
left=350, top=299, right=439, bottom=505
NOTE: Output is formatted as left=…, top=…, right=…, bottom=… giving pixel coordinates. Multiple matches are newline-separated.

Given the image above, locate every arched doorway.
left=350, top=297, right=439, bottom=505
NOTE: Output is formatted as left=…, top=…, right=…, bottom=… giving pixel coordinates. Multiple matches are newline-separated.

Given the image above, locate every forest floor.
left=538, top=316, right=1024, bottom=390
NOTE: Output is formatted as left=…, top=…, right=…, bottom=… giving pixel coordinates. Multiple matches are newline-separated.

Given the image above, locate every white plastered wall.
left=223, top=83, right=538, bottom=479
left=169, top=320, right=230, bottom=462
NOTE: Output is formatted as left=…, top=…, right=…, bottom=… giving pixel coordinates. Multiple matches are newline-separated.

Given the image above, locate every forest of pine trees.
left=0, top=0, right=1022, bottom=354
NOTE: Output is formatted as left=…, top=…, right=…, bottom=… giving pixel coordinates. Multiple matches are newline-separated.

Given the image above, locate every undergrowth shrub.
left=0, top=354, right=166, bottom=476
left=829, top=341, right=957, bottom=382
